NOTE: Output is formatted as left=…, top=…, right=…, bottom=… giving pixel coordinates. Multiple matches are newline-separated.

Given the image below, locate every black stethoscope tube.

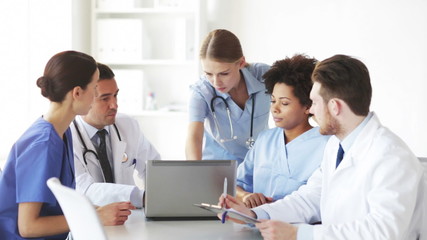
left=73, top=119, right=121, bottom=165
left=209, top=86, right=255, bottom=148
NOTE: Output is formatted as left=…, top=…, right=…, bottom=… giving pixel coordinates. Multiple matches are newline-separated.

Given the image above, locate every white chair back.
left=419, top=157, right=427, bottom=168
left=46, top=177, right=108, bottom=240
left=417, top=157, right=427, bottom=239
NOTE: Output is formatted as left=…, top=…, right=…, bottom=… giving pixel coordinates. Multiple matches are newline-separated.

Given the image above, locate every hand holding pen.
left=218, top=178, right=258, bottom=224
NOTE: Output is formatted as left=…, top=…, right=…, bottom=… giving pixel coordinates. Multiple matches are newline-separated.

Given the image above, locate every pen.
left=223, top=177, right=227, bottom=198
left=222, top=177, right=228, bottom=222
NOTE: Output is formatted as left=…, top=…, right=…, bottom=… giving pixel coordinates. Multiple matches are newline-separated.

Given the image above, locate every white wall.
left=206, top=0, right=427, bottom=157
left=1, top=0, right=426, bottom=168
left=0, top=0, right=72, bottom=166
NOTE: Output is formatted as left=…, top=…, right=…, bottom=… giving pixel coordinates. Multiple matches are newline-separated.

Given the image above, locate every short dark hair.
left=264, top=54, right=317, bottom=107
left=36, top=51, right=97, bottom=102
left=312, top=54, right=372, bottom=116
left=97, top=62, right=115, bottom=80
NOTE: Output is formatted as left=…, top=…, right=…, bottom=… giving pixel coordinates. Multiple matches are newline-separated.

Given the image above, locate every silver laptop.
left=144, top=160, right=237, bottom=220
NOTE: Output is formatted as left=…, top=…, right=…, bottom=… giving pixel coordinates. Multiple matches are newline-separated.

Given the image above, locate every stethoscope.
left=73, top=119, right=124, bottom=166
left=209, top=86, right=255, bottom=149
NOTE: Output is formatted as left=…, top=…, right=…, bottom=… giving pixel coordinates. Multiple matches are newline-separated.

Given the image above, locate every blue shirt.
left=237, top=127, right=329, bottom=200
left=0, top=117, right=75, bottom=240
left=188, top=63, right=271, bottom=164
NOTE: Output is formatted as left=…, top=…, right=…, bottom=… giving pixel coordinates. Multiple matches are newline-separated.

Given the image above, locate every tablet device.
left=193, top=203, right=260, bottom=224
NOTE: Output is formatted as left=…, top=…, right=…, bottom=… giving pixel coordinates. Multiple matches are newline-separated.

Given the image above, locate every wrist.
left=292, top=225, right=298, bottom=240
left=236, top=186, right=249, bottom=200
left=241, top=192, right=252, bottom=201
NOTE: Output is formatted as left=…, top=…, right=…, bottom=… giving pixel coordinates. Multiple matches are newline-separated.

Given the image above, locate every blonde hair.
left=199, top=29, right=244, bottom=63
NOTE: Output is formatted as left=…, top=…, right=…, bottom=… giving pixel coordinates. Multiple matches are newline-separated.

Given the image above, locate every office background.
left=0, top=0, right=426, bottom=168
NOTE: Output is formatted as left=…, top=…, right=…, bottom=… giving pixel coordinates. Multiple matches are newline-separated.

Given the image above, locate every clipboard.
left=193, top=203, right=260, bottom=224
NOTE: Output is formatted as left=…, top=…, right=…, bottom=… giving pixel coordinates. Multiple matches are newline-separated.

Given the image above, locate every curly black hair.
left=263, top=54, right=317, bottom=107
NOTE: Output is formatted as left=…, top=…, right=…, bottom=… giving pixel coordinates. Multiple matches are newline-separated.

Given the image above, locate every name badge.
left=121, top=153, right=128, bottom=163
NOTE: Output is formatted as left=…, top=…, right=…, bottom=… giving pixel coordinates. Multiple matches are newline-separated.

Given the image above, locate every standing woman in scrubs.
left=186, top=29, right=270, bottom=164
left=0, top=51, right=134, bottom=240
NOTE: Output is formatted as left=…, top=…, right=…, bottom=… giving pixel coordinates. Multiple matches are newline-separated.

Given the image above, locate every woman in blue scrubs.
left=236, top=54, right=330, bottom=208
left=0, top=51, right=134, bottom=239
left=186, top=29, right=270, bottom=164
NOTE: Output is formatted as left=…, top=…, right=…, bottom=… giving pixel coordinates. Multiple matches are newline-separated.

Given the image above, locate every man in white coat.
left=220, top=55, right=426, bottom=239
left=71, top=63, right=160, bottom=208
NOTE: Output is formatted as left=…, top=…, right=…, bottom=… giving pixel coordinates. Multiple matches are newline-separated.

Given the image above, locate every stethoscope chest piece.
left=246, top=137, right=255, bottom=149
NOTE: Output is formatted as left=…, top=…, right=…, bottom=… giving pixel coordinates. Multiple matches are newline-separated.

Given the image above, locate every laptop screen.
left=144, top=160, right=237, bottom=219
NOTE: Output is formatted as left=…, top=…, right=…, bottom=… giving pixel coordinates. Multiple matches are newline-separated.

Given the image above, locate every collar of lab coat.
left=334, top=112, right=380, bottom=172
left=75, top=116, right=128, bottom=183
left=110, top=126, right=127, bottom=183
left=77, top=116, right=110, bottom=141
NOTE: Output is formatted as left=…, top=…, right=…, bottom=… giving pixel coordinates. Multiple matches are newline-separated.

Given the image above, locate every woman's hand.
left=218, top=194, right=256, bottom=224
left=242, top=193, right=274, bottom=208
left=96, top=201, right=136, bottom=226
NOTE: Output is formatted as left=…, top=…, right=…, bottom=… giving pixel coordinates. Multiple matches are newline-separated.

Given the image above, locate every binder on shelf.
left=185, top=18, right=195, bottom=60
left=173, top=18, right=186, bottom=60
left=113, top=69, right=144, bottom=113
left=96, top=18, right=143, bottom=62
left=154, top=0, right=194, bottom=9
left=96, top=0, right=135, bottom=10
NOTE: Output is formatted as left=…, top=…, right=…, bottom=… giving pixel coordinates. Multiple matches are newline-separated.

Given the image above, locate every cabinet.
left=90, top=0, right=206, bottom=159
left=91, top=0, right=205, bottom=114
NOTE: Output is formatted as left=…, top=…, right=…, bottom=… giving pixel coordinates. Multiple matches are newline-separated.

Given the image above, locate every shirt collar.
left=77, top=116, right=110, bottom=140
left=340, top=112, right=373, bottom=153
left=242, top=66, right=265, bottom=96
left=209, top=66, right=266, bottom=100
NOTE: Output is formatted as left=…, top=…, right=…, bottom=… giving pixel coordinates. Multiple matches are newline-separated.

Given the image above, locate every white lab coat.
left=71, top=113, right=161, bottom=207
left=257, top=113, right=426, bottom=239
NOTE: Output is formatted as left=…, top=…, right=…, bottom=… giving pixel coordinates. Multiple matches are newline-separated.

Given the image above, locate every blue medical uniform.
left=0, top=117, right=75, bottom=240
left=189, top=63, right=270, bottom=164
left=237, top=127, right=329, bottom=200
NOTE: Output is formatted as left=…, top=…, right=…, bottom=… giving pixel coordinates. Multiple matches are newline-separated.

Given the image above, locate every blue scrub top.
left=237, top=127, right=330, bottom=200
left=0, top=117, right=75, bottom=240
left=189, top=63, right=270, bottom=164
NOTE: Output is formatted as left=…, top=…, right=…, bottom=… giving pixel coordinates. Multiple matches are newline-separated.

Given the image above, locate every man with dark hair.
left=221, top=55, right=426, bottom=239
left=71, top=63, right=160, bottom=208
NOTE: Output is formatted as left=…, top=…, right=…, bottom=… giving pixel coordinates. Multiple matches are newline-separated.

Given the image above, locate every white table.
left=104, top=210, right=263, bottom=240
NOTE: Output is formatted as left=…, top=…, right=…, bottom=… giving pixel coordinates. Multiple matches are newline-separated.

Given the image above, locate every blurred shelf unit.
left=90, top=0, right=206, bottom=115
